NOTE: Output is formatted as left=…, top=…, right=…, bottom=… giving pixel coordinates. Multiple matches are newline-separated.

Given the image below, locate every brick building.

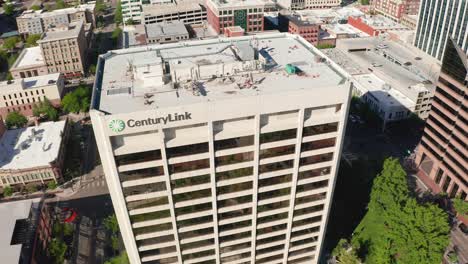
left=278, top=13, right=320, bottom=45
left=0, top=120, right=69, bottom=189
left=414, top=38, right=467, bottom=201
left=348, top=15, right=408, bottom=36
left=0, top=198, right=54, bottom=264
left=370, top=0, right=420, bottom=22
left=206, top=0, right=264, bottom=34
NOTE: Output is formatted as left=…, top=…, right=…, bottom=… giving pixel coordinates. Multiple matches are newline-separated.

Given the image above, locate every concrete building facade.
left=38, top=21, right=87, bottom=78
left=0, top=120, right=69, bottom=188
left=415, top=39, right=467, bottom=200
left=146, top=21, right=189, bottom=44
left=0, top=73, right=64, bottom=119
left=10, top=47, right=48, bottom=80
left=90, top=33, right=351, bottom=264
left=370, top=0, right=420, bottom=21
left=278, top=0, right=340, bottom=11
left=414, top=0, right=468, bottom=61
left=206, top=0, right=264, bottom=34
left=16, top=2, right=96, bottom=35
left=142, top=1, right=207, bottom=25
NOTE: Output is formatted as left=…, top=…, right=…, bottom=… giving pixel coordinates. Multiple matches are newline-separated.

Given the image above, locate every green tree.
left=111, top=234, right=120, bottom=250
left=55, top=0, right=67, bottom=9
left=3, top=1, right=14, bottom=16
left=30, top=5, right=41, bottom=10
left=452, top=197, right=468, bottom=217
left=47, top=181, right=57, bottom=190
left=112, top=27, right=122, bottom=40
left=3, top=186, right=13, bottom=197
left=26, top=184, right=37, bottom=193
left=114, top=0, right=122, bottom=25
left=125, top=18, right=135, bottom=25
left=63, top=223, right=74, bottom=236
left=104, top=214, right=119, bottom=234
left=25, top=34, right=41, bottom=47
left=95, top=0, right=106, bottom=14
left=2, top=36, right=20, bottom=50
left=351, top=158, right=450, bottom=264
left=105, top=251, right=129, bottom=264
left=49, top=238, right=67, bottom=264
left=32, top=98, right=59, bottom=121
left=88, top=64, right=96, bottom=75
left=332, top=239, right=362, bottom=264
left=387, top=198, right=450, bottom=264
left=316, top=43, right=335, bottom=49
left=5, top=111, right=28, bottom=128
left=61, top=86, right=90, bottom=113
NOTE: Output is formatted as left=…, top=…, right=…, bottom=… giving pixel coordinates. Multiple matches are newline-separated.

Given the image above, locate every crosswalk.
left=80, top=178, right=107, bottom=189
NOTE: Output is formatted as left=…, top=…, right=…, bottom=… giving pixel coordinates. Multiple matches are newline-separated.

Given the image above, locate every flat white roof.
left=0, top=121, right=66, bottom=170
left=354, top=74, right=414, bottom=108
left=18, top=2, right=95, bottom=18
left=295, top=6, right=364, bottom=23
left=325, top=23, right=369, bottom=37
left=146, top=22, right=188, bottom=38
left=94, top=33, right=347, bottom=114
left=354, top=15, right=408, bottom=30
left=13, top=47, right=45, bottom=69
left=210, top=0, right=264, bottom=8
left=0, top=198, right=40, bottom=264
left=0, top=73, right=61, bottom=93
left=38, top=20, right=83, bottom=42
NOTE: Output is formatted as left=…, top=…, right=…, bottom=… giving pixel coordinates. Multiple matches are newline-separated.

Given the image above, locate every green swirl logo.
left=109, top=119, right=125, bottom=132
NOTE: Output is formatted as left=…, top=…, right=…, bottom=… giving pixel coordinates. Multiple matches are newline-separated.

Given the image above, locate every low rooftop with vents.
left=92, top=33, right=348, bottom=114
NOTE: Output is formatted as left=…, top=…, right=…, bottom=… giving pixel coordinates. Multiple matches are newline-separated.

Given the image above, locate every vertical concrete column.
left=207, top=121, right=221, bottom=264
left=250, top=114, right=261, bottom=263
left=282, top=109, right=305, bottom=264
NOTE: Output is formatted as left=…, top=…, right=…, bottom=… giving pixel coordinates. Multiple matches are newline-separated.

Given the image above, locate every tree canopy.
left=105, top=251, right=129, bottom=264
left=61, top=86, right=91, bottom=113
left=32, top=98, right=59, bottom=121
left=25, top=34, right=41, bottom=47
left=5, top=111, right=28, bottom=128
left=49, top=238, right=67, bottom=264
left=3, top=1, right=14, bottom=16
left=349, top=158, right=450, bottom=264
left=55, top=0, right=67, bottom=9
left=332, top=239, right=362, bottom=264
left=104, top=214, right=119, bottom=234
left=452, top=197, right=468, bottom=217
left=114, top=0, right=123, bottom=25
left=2, top=36, right=20, bottom=50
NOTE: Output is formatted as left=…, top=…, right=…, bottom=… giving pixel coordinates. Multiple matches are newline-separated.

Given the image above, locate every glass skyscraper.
left=414, top=0, right=467, bottom=60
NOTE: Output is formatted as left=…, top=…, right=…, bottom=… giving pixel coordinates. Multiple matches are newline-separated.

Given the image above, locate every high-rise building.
left=415, top=38, right=467, bottom=200
left=414, top=0, right=468, bottom=61
left=90, top=33, right=351, bottom=264
left=370, top=0, right=420, bottom=22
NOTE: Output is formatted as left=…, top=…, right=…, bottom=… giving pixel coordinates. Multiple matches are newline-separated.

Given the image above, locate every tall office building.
left=414, top=0, right=468, bottom=61
left=90, top=33, right=351, bottom=264
left=415, top=38, right=467, bottom=200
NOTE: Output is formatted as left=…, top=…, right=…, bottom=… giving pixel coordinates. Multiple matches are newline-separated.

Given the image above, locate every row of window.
left=1, top=171, right=54, bottom=185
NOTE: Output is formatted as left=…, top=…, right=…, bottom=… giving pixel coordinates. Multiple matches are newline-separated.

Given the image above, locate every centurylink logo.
left=109, top=119, right=126, bottom=132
